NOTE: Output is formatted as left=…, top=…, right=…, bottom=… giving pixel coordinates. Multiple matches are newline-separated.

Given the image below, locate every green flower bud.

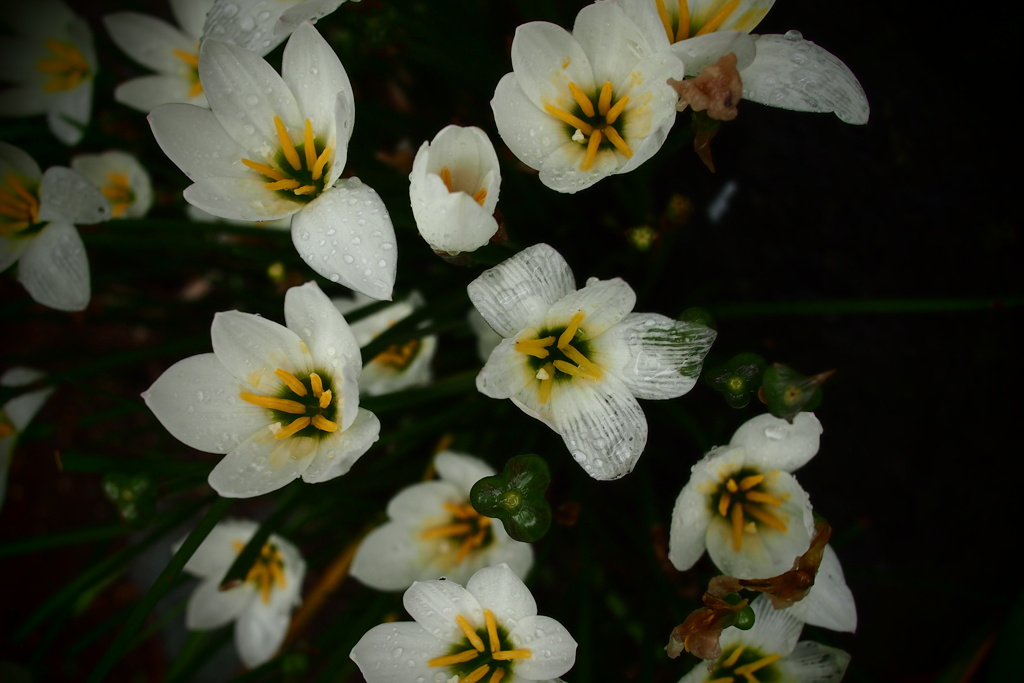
left=470, top=454, right=552, bottom=543
left=761, top=364, right=833, bottom=421
left=102, top=472, right=156, bottom=528
left=722, top=592, right=756, bottom=631
left=705, top=352, right=766, bottom=408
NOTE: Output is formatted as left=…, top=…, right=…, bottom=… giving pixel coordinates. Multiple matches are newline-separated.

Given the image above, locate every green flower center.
left=241, top=116, right=332, bottom=204
left=712, top=467, right=788, bottom=552
left=515, top=311, right=602, bottom=404
left=705, top=644, right=782, bottom=683
left=0, top=172, right=44, bottom=238
left=231, top=539, right=287, bottom=605
left=427, top=608, right=531, bottom=683
left=421, top=501, right=495, bottom=566
left=240, top=367, right=340, bottom=440
left=544, top=81, right=633, bottom=171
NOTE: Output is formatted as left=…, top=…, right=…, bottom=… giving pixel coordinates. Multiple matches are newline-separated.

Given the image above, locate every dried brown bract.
left=666, top=593, right=750, bottom=661
left=667, top=53, right=743, bottom=121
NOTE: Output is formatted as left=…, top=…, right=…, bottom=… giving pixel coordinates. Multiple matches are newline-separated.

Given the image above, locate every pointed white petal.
left=70, top=151, right=152, bottom=219
left=350, top=520, right=424, bottom=591
left=103, top=12, right=194, bottom=73
left=404, top=578, right=483, bottom=642
left=667, top=476, right=713, bottom=571
left=507, top=615, right=577, bottom=679
left=544, top=277, right=635, bottom=338
left=741, top=594, right=803, bottom=656
left=467, top=243, right=576, bottom=338
left=284, top=281, right=361, bottom=373
left=149, top=104, right=251, bottom=182
left=612, top=0, right=671, bottom=51
left=281, top=22, right=352, bottom=151
left=207, top=429, right=318, bottom=497
left=47, top=83, right=92, bottom=146
left=511, top=20, right=594, bottom=110
left=1, top=367, right=51, bottom=431
left=170, top=0, right=213, bottom=40
left=573, top=1, right=656, bottom=85
left=211, top=310, right=314, bottom=390
left=235, top=598, right=291, bottom=667
left=184, top=177, right=299, bottom=221
left=730, top=412, right=822, bottom=472
left=787, top=545, right=857, bottom=632
left=350, top=622, right=444, bottom=681
left=537, top=139, right=620, bottom=194
left=670, top=31, right=757, bottom=74
left=179, top=518, right=257, bottom=578
left=476, top=339, right=534, bottom=400
left=385, top=480, right=460, bottom=525
left=743, top=33, right=869, bottom=124
left=490, top=72, right=567, bottom=173
left=415, top=191, right=499, bottom=254
left=689, top=0, right=775, bottom=33
left=202, top=0, right=288, bottom=56
left=466, top=564, right=537, bottom=624
left=300, top=407, right=379, bottom=483
left=434, top=451, right=495, bottom=494
left=116, top=75, right=205, bottom=112
left=185, top=579, right=251, bottom=629
left=0, top=141, right=41, bottom=179
left=38, top=167, right=110, bottom=225
left=277, top=0, right=348, bottom=36
left=291, top=178, right=397, bottom=301
left=779, top=641, right=851, bottom=682
left=17, top=222, right=89, bottom=311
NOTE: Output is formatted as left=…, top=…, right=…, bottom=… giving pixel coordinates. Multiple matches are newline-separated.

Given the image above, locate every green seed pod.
left=470, top=454, right=552, bottom=543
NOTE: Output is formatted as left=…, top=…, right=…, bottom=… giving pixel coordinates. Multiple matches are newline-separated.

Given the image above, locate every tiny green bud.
left=704, top=352, right=766, bottom=409
left=470, top=454, right=552, bottom=543
left=102, top=472, right=156, bottom=528
left=761, top=364, right=833, bottom=421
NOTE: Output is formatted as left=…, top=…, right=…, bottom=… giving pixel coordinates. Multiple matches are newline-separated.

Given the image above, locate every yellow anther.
left=7, top=174, right=38, bottom=210
left=311, top=414, right=338, bottom=432
left=734, top=652, right=782, bottom=675
left=463, top=664, right=492, bottom=683
left=731, top=501, right=744, bottom=551
left=37, top=40, right=90, bottom=92
left=694, top=0, right=739, bottom=36
left=265, top=178, right=301, bottom=191
left=318, top=389, right=332, bottom=410
left=421, top=522, right=474, bottom=540
left=375, top=339, right=421, bottom=368
left=241, top=158, right=287, bottom=181
left=568, top=81, right=596, bottom=117
left=274, top=368, right=308, bottom=396
left=603, top=126, right=633, bottom=158
left=552, top=359, right=596, bottom=380
left=100, top=172, right=133, bottom=218
left=744, top=505, right=787, bottom=532
left=543, top=105, right=594, bottom=136
left=581, top=128, right=602, bottom=171
left=726, top=478, right=738, bottom=493
left=515, top=336, right=556, bottom=359
left=457, top=614, right=487, bottom=652
left=274, top=115, right=302, bottom=171
left=491, top=649, right=531, bottom=661
left=654, top=0, right=674, bottom=43
left=172, top=48, right=199, bottom=68
left=490, top=668, right=506, bottom=683
left=485, top=609, right=501, bottom=653
left=439, top=166, right=454, bottom=192
left=304, top=119, right=317, bottom=173
left=444, top=502, right=476, bottom=518
left=738, top=474, right=764, bottom=490
left=598, top=81, right=614, bottom=116
left=560, top=344, right=602, bottom=379
left=275, top=416, right=311, bottom=439
left=188, top=80, right=203, bottom=98
left=718, top=491, right=731, bottom=517
left=294, top=184, right=318, bottom=195
left=312, top=145, right=332, bottom=181
left=239, top=393, right=307, bottom=414
left=310, top=373, right=324, bottom=397
left=428, top=649, right=481, bottom=667
left=745, top=490, right=783, bottom=507
left=472, top=187, right=488, bottom=205
left=605, top=95, right=629, bottom=124
left=723, top=645, right=745, bottom=668
left=538, top=363, right=555, bottom=404
left=558, top=312, right=584, bottom=349
left=705, top=677, right=735, bottom=683
left=675, top=0, right=692, bottom=41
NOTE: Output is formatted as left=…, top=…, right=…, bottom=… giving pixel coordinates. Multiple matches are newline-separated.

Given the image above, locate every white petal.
left=70, top=151, right=152, bottom=219
left=688, top=0, right=775, bottom=33
left=597, top=312, right=716, bottom=400
left=434, top=451, right=495, bottom=494
left=730, top=412, right=822, bottom=472
left=211, top=310, right=314, bottom=390
left=170, top=0, right=213, bottom=39
left=419, top=126, right=500, bottom=211
left=328, top=91, right=353, bottom=186
left=403, top=578, right=483, bottom=642
left=467, top=243, right=576, bottom=338
left=277, top=0, right=348, bottom=35
left=185, top=578, right=252, bottom=629
left=466, top=564, right=537, bottom=624
left=544, top=277, right=635, bottom=339
left=537, top=139, right=621, bottom=194
left=507, top=615, right=577, bottom=680
left=300, top=407, right=379, bottom=483
left=786, top=545, right=857, bottom=632
left=743, top=33, right=869, bottom=124
left=284, top=281, right=362, bottom=373
left=572, top=1, right=655, bottom=85
left=779, top=641, right=851, bottom=682
left=185, top=177, right=299, bottom=221
left=116, top=74, right=205, bottom=112
left=180, top=518, right=257, bottom=578
left=350, top=621, right=444, bottom=682
left=350, top=521, right=423, bottom=591
left=415, top=191, right=499, bottom=254
left=47, top=82, right=92, bottom=146
left=0, top=141, right=41, bottom=179
left=386, top=480, right=461, bottom=524
left=614, top=51, right=684, bottom=165
left=612, top=0, right=671, bottom=51
left=201, top=0, right=288, bottom=56
left=740, top=594, right=803, bottom=656
left=360, top=333, right=436, bottom=396
left=669, top=31, right=756, bottom=74
left=143, top=353, right=269, bottom=454
left=2, top=367, right=51, bottom=431
left=490, top=72, right=567, bottom=173
left=290, top=178, right=397, bottom=301
left=103, top=12, right=194, bottom=74
left=667, top=477, right=712, bottom=571
left=235, top=598, right=291, bottom=668
left=38, top=167, right=110, bottom=225
left=17, top=222, right=90, bottom=311
left=281, top=22, right=352, bottom=150
left=149, top=104, right=251, bottom=182
left=475, top=339, right=534, bottom=400
left=510, top=20, right=594, bottom=111
left=547, top=373, right=648, bottom=480
left=207, top=429, right=318, bottom=497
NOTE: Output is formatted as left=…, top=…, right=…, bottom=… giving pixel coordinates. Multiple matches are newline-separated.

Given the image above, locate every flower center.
left=241, top=116, right=333, bottom=203
left=421, top=501, right=494, bottom=565
left=515, top=311, right=603, bottom=404
left=171, top=46, right=203, bottom=98
left=654, top=0, right=739, bottom=43
left=239, top=368, right=340, bottom=440
left=427, top=608, right=531, bottom=683
left=36, top=39, right=91, bottom=93
left=438, top=166, right=488, bottom=205
left=372, top=338, right=421, bottom=370
left=100, top=172, right=134, bottom=218
left=705, top=645, right=782, bottom=683
left=0, top=173, right=41, bottom=237
left=713, top=468, right=788, bottom=552
left=230, top=539, right=287, bottom=605
left=544, top=81, right=633, bottom=171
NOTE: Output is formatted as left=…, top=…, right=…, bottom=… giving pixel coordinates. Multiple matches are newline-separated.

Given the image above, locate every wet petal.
left=730, top=412, right=822, bottom=472
left=300, top=407, right=379, bottom=483
left=17, top=221, right=90, bottom=311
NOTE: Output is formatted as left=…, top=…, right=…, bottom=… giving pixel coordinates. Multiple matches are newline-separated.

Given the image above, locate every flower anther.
left=241, top=116, right=334, bottom=201
left=0, top=173, right=41, bottom=236
left=439, top=166, right=488, bottom=206
left=707, top=645, right=782, bottom=683
left=231, top=539, right=288, bottom=604
left=36, top=39, right=91, bottom=93
left=421, top=501, right=494, bottom=566
left=514, top=311, right=603, bottom=404
left=427, top=608, right=531, bottom=683
left=240, top=367, right=339, bottom=440
left=545, top=81, right=634, bottom=171
left=713, top=467, right=788, bottom=552
left=171, top=46, right=202, bottom=98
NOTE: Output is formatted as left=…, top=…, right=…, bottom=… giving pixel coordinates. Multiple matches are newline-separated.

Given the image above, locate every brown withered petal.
left=668, top=53, right=743, bottom=121
left=666, top=593, right=749, bottom=661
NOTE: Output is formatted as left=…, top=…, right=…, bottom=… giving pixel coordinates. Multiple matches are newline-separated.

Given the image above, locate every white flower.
left=409, top=125, right=501, bottom=255
left=676, top=595, right=850, bottom=683
left=0, top=0, right=96, bottom=144
left=148, top=22, right=397, bottom=300
left=333, top=291, right=437, bottom=396
left=614, top=0, right=869, bottom=124
left=0, top=367, right=53, bottom=511
left=203, top=0, right=351, bottom=56
left=351, top=451, right=534, bottom=591
left=186, top=203, right=292, bottom=230
left=0, top=141, right=111, bottom=311
left=177, top=519, right=305, bottom=668
left=71, top=150, right=153, bottom=219
left=668, top=412, right=857, bottom=631
left=143, top=281, right=380, bottom=498
left=468, top=243, right=716, bottom=480
left=103, top=0, right=213, bottom=111
left=351, top=563, right=576, bottom=683
left=490, top=1, right=683, bottom=194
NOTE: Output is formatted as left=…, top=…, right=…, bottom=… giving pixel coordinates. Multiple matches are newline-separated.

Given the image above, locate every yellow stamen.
left=274, top=115, right=302, bottom=171
left=472, top=187, right=488, bottom=205
left=676, top=0, right=692, bottom=41
left=745, top=490, right=783, bottom=507
left=653, top=0, right=674, bottom=43
left=731, top=501, right=744, bottom=551
left=515, top=336, right=556, bottom=359
left=543, top=105, right=594, bottom=135
left=241, top=158, right=287, bottom=181
left=718, top=491, right=731, bottom=517
left=581, top=128, right=602, bottom=171
left=239, top=393, right=307, bottom=414
left=375, top=339, right=421, bottom=368
left=439, top=166, right=454, bottom=192
left=457, top=615, right=487, bottom=652
left=485, top=609, right=501, bottom=653
left=311, top=414, right=338, bottom=432
left=172, top=48, right=199, bottom=68
left=694, top=0, right=739, bottom=36
left=491, top=650, right=531, bottom=661
left=463, top=664, right=491, bottom=683
left=538, top=363, right=555, bottom=404
left=310, top=373, right=324, bottom=397
left=265, top=179, right=301, bottom=191
left=274, top=368, right=308, bottom=396
left=421, top=523, right=473, bottom=540
left=726, top=478, right=739, bottom=493
left=188, top=80, right=203, bottom=98
left=319, top=388, right=332, bottom=410
left=490, top=668, right=506, bottom=683
left=605, top=95, right=630, bottom=125
left=454, top=528, right=487, bottom=564
left=603, top=126, right=633, bottom=158
left=597, top=81, right=614, bottom=116
left=738, top=474, right=764, bottom=490
left=552, top=359, right=596, bottom=380
left=294, top=184, right=318, bottom=195
left=445, top=502, right=476, bottom=519
left=428, top=649, right=481, bottom=667
left=558, top=312, right=584, bottom=349
left=304, top=119, right=317, bottom=173
left=100, top=172, right=133, bottom=218
left=734, top=653, right=782, bottom=675
left=744, top=505, right=787, bottom=532
left=37, top=40, right=90, bottom=93
left=275, top=416, right=311, bottom=439
left=7, top=174, right=39, bottom=213
left=723, top=645, right=745, bottom=668
left=560, top=344, right=602, bottom=379
left=568, top=81, right=596, bottom=117
left=312, top=146, right=332, bottom=181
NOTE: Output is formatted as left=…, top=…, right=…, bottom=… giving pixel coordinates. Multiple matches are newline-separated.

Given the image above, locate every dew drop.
left=343, top=254, right=354, bottom=263
left=239, top=16, right=255, bottom=31
left=764, top=425, right=787, bottom=440
left=351, top=236, right=361, bottom=245
left=257, top=10, right=270, bottom=20
left=380, top=242, right=394, bottom=250
left=784, top=29, right=803, bottom=41
left=245, top=94, right=259, bottom=106
left=242, top=124, right=255, bottom=135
